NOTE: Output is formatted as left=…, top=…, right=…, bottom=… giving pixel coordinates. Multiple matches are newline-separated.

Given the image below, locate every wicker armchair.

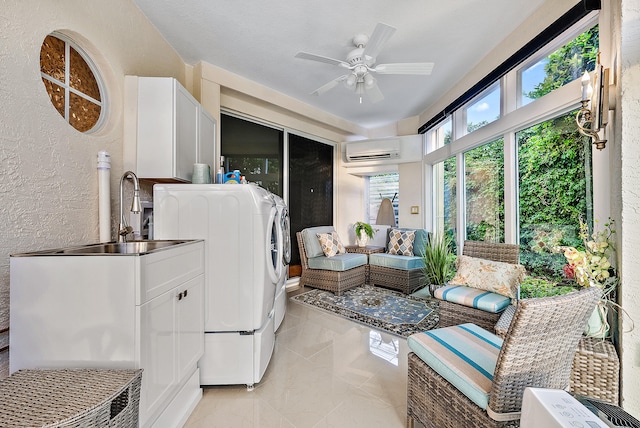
left=368, top=228, right=429, bottom=294
left=406, top=287, right=601, bottom=428
left=296, top=231, right=366, bottom=295
left=437, top=240, right=521, bottom=331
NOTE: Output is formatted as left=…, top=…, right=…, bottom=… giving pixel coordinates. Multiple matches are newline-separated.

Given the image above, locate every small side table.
left=345, top=245, right=385, bottom=285
left=570, top=336, right=620, bottom=405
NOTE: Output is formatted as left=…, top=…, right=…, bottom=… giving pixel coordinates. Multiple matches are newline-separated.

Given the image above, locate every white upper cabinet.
left=125, top=76, right=216, bottom=182
left=198, top=107, right=217, bottom=175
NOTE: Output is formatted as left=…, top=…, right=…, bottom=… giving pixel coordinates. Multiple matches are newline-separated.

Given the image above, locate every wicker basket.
left=0, top=368, right=142, bottom=427
left=570, top=337, right=620, bottom=405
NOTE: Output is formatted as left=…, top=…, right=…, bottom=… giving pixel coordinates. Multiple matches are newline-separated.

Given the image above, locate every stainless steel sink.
left=13, top=240, right=196, bottom=256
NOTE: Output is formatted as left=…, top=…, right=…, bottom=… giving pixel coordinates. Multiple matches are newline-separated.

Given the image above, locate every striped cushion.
left=408, top=323, right=503, bottom=409
left=434, top=284, right=511, bottom=313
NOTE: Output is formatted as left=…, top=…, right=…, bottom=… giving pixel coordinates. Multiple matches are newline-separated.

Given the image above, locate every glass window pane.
left=40, top=35, right=65, bottom=82
left=70, top=46, right=101, bottom=101
left=289, top=135, right=334, bottom=267
left=517, top=111, right=593, bottom=280
left=69, top=92, right=100, bottom=132
left=221, top=114, right=284, bottom=195
left=434, top=157, right=457, bottom=251
left=42, top=78, right=65, bottom=118
left=367, top=174, right=399, bottom=225
left=435, top=117, right=452, bottom=148
left=464, top=139, right=504, bottom=243
left=520, top=25, right=599, bottom=106
left=464, top=82, right=500, bottom=133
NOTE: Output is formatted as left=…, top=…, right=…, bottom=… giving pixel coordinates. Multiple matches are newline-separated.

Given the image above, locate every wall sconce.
left=575, top=64, right=615, bottom=150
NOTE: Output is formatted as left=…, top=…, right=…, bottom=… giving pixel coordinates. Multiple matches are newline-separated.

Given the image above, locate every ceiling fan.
left=295, top=22, right=434, bottom=103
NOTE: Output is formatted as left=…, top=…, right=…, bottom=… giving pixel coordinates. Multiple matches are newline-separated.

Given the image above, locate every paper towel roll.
left=97, top=151, right=111, bottom=242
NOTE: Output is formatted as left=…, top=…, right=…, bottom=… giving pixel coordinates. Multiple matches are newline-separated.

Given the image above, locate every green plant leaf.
left=422, top=233, right=455, bottom=285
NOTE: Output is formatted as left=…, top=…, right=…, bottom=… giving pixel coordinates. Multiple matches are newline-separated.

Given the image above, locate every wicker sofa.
left=368, top=228, right=429, bottom=294
left=296, top=226, right=367, bottom=295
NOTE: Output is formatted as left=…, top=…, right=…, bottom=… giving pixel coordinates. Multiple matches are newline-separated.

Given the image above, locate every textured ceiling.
left=131, top=0, right=546, bottom=130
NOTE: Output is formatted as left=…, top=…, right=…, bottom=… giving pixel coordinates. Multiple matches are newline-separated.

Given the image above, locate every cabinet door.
left=198, top=108, right=216, bottom=171
left=176, top=275, right=205, bottom=382
left=139, top=290, right=177, bottom=424
left=174, top=83, right=199, bottom=182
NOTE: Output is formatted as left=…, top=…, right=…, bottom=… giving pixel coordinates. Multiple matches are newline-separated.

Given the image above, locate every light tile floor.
left=184, top=287, right=416, bottom=428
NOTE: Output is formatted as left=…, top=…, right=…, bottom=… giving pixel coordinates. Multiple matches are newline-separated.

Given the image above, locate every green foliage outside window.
left=526, top=26, right=599, bottom=100
left=439, top=25, right=598, bottom=285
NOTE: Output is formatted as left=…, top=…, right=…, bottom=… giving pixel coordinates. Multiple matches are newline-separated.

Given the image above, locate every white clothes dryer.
left=272, top=194, right=290, bottom=332
left=154, top=183, right=280, bottom=388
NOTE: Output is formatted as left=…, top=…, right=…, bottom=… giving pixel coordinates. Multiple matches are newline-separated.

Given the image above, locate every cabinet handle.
left=177, top=292, right=183, bottom=301
left=184, top=289, right=188, bottom=298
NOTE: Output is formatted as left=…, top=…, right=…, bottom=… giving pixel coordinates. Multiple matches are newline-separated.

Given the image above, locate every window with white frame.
left=465, top=138, right=504, bottom=243
left=434, top=117, right=452, bottom=148
left=425, top=13, right=599, bottom=283
left=433, top=157, right=457, bottom=251
left=367, top=173, right=399, bottom=226
left=40, top=33, right=105, bottom=133
left=464, top=82, right=500, bottom=134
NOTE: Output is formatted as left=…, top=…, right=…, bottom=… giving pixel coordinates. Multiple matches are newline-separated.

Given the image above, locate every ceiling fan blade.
left=373, top=62, right=435, bottom=75
left=362, top=23, right=396, bottom=60
left=311, top=75, right=347, bottom=96
left=366, top=82, right=384, bottom=103
left=295, top=52, right=350, bottom=68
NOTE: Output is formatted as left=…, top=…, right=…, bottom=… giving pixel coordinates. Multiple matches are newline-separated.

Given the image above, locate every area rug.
left=290, top=285, right=439, bottom=338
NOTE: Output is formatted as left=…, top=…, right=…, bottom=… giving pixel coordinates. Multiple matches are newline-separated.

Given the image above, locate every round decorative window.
left=40, top=33, right=105, bottom=133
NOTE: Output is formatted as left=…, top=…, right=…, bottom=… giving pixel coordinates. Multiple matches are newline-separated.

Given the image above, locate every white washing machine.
left=272, top=194, right=290, bottom=332
left=153, top=183, right=281, bottom=388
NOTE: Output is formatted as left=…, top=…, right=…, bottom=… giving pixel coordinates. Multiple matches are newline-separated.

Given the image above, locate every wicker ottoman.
left=570, top=337, right=619, bottom=405
left=0, top=368, right=142, bottom=427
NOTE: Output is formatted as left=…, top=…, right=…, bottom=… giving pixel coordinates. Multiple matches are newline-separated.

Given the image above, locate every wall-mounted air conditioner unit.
left=345, top=139, right=400, bottom=162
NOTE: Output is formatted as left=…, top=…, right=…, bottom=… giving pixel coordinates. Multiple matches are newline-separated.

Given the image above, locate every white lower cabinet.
left=10, top=240, right=205, bottom=428
left=140, top=275, right=204, bottom=427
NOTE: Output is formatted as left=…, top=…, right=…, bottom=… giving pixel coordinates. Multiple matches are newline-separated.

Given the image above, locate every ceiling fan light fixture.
left=364, top=73, right=375, bottom=88
left=296, top=22, right=434, bottom=103
left=345, top=73, right=357, bottom=87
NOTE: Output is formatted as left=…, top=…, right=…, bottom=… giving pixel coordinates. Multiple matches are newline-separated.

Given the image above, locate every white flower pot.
left=584, top=303, right=609, bottom=338
left=356, top=235, right=369, bottom=247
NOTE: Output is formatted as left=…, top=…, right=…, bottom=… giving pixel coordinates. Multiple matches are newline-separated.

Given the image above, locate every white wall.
left=617, top=0, right=640, bottom=415
left=0, top=0, right=188, bottom=377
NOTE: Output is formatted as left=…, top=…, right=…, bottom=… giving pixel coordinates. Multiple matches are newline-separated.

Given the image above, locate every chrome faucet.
left=118, top=171, right=142, bottom=242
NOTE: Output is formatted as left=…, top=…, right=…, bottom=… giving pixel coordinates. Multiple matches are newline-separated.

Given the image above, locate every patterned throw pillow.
left=387, top=229, right=416, bottom=256
left=316, top=232, right=346, bottom=257
left=448, top=255, right=526, bottom=299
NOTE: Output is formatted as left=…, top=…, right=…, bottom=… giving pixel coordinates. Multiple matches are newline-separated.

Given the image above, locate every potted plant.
left=354, top=221, right=375, bottom=247
left=562, top=218, right=622, bottom=338
left=422, top=232, right=455, bottom=296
